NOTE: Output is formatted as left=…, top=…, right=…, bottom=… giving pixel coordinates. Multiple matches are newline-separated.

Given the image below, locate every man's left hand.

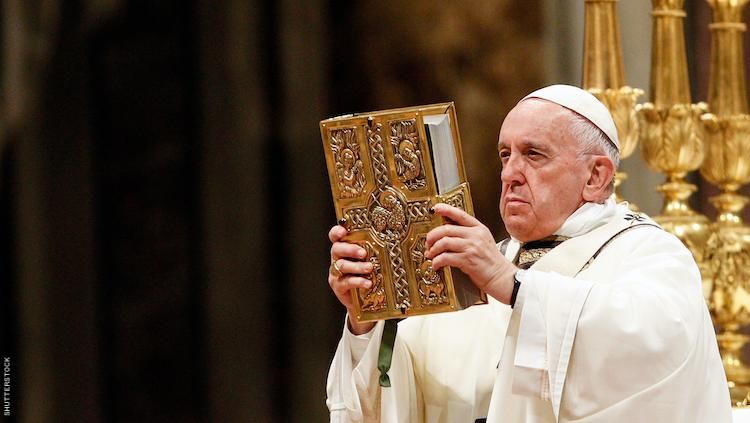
left=425, top=203, right=517, bottom=305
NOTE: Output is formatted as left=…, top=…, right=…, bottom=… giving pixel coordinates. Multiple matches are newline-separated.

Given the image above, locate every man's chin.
left=503, top=218, right=533, bottom=241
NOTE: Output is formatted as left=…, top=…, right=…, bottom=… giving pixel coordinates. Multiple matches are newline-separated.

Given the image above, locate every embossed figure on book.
left=358, top=242, right=387, bottom=312
left=371, top=191, right=407, bottom=237
left=391, top=120, right=426, bottom=190
left=331, top=128, right=365, bottom=198
left=412, top=237, right=448, bottom=305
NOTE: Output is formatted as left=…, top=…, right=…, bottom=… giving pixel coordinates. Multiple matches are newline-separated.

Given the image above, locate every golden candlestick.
left=700, top=0, right=750, bottom=406
left=637, top=0, right=711, bottom=268
left=582, top=0, right=643, bottom=210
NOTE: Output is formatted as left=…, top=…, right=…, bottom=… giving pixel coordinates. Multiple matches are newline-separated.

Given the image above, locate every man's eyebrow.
left=497, top=139, right=550, bottom=151
left=522, top=140, right=550, bottom=151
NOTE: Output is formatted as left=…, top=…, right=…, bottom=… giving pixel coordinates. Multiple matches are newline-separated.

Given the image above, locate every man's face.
left=498, top=100, right=592, bottom=242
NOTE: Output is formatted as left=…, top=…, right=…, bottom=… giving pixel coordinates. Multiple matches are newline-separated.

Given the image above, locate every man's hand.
left=425, top=203, right=517, bottom=304
left=328, top=224, right=376, bottom=334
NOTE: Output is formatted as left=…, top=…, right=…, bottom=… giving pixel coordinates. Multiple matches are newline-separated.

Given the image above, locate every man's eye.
left=527, top=150, right=543, bottom=159
left=499, top=151, right=510, bottom=162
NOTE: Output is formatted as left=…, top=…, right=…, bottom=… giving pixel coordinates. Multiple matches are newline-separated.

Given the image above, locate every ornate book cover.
left=320, top=103, right=488, bottom=322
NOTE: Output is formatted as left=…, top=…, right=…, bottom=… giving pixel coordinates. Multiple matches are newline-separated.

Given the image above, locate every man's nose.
left=500, top=155, right=525, bottom=185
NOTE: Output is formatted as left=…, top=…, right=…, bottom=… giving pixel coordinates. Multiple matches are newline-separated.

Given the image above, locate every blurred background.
left=0, top=0, right=744, bottom=421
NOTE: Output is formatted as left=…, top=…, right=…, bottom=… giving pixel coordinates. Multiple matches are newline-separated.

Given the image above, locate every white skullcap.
left=521, top=84, right=620, bottom=150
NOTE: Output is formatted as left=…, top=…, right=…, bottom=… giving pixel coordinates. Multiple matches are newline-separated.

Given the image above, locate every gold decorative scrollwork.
left=411, top=237, right=448, bottom=305
left=707, top=231, right=750, bottom=305
left=357, top=242, right=387, bottom=313
left=443, top=190, right=466, bottom=210
left=367, top=119, right=389, bottom=189
left=388, top=241, right=411, bottom=311
left=330, top=128, right=366, bottom=198
left=406, top=200, right=432, bottom=223
left=366, top=118, right=412, bottom=311
left=390, top=120, right=427, bottom=191
left=343, top=207, right=371, bottom=230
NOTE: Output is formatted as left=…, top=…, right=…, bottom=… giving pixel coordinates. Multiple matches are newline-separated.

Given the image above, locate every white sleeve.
left=326, top=316, right=423, bottom=423
left=346, top=323, right=375, bottom=366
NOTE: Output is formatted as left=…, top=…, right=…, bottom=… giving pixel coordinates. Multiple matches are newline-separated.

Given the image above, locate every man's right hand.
left=328, top=224, right=376, bottom=335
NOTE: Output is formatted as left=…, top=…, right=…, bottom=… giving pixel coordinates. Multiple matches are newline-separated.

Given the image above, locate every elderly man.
left=325, top=85, right=730, bottom=422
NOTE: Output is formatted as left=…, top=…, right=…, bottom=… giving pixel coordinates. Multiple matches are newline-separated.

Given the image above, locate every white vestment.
left=326, top=198, right=731, bottom=422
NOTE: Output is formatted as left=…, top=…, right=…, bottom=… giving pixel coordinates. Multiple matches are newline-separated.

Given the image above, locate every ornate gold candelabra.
left=700, top=0, right=750, bottom=406
left=582, top=0, right=643, bottom=210
left=637, top=0, right=711, bottom=267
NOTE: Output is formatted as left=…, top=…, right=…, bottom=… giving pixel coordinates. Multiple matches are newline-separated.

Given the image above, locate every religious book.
left=320, top=103, right=487, bottom=322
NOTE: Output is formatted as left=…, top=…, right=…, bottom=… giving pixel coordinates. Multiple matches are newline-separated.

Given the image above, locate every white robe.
left=326, top=199, right=731, bottom=422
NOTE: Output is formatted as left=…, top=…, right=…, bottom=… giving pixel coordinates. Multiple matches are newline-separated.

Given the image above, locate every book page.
left=424, top=113, right=460, bottom=194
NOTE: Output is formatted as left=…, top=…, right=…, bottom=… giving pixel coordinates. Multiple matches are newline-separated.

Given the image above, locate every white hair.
left=566, top=111, right=619, bottom=193
left=568, top=112, right=620, bottom=168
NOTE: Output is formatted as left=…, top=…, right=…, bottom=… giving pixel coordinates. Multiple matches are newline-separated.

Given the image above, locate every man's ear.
left=582, top=156, right=615, bottom=202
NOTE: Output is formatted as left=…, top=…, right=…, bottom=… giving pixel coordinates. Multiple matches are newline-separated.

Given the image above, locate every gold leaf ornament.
left=701, top=114, right=750, bottom=189
left=590, top=86, right=643, bottom=159
left=638, top=102, right=707, bottom=175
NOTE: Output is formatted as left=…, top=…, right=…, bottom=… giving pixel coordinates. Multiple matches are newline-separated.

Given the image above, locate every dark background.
left=0, top=0, right=742, bottom=421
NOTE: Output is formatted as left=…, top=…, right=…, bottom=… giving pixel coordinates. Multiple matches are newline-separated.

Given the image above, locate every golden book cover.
left=320, top=103, right=487, bottom=322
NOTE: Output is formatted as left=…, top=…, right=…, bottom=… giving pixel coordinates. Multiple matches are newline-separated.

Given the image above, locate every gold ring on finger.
left=330, top=259, right=343, bottom=277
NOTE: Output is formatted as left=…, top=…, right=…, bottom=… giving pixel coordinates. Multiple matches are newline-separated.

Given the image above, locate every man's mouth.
left=505, top=196, right=528, bottom=205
